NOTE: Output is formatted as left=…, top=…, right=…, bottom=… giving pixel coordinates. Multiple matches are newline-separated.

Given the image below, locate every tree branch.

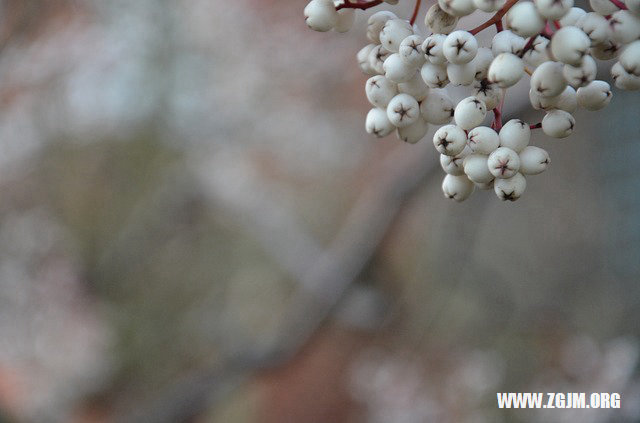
left=469, top=0, right=518, bottom=35
left=116, top=141, right=439, bottom=423
left=336, top=0, right=384, bottom=10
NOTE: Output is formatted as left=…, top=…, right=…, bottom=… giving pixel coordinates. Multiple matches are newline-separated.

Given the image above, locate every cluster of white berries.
left=304, top=0, right=640, bottom=202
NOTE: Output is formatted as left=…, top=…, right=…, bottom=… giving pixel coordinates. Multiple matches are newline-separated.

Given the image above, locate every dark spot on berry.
left=495, top=159, right=512, bottom=176
left=579, top=73, right=590, bottom=85
left=437, top=134, right=452, bottom=150
left=454, top=39, right=468, bottom=54
left=395, top=105, right=410, bottom=120
left=500, top=190, right=517, bottom=201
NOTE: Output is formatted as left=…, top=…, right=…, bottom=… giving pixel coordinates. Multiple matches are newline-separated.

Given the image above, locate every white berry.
left=304, top=0, right=338, bottom=32
left=438, top=0, right=476, bottom=17
left=577, top=80, right=612, bottom=110
left=473, top=80, right=501, bottom=110
left=380, top=19, right=413, bottom=53
left=367, top=11, right=397, bottom=43
left=620, top=40, right=640, bottom=77
left=366, top=75, right=398, bottom=108
left=611, top=61, right=640, bottom=90
left=591, top=40, right=621, bottom=61
left=519, top=146, right=550, bottom=175
left=387, top=93, right=420, bottom=127
left=366, top=108, right=395, bottom=137
left=488, top=53, right=525, bottom=88
left=397, top=118, right=429, bottom=144
left=531, top=61, right=567, bottom=97
left=589, top=0, right=620, bottom=16
left=422, top=34, right=448, bottom=65
left=463, top=154, right=494, bottom=183
left=542, top=109, right=576, bottom=138
left=399, top=35, right=426, bottom=67
left=384, top=53, right=418, bottom=83
left=506, top=2, right=546, bottom=37
left=492, top=30, right=526, bottom=56
left=627, top=0, right=640, bottom=14
left=609, top=11, right=640, bottom=44
left=433, top=124, right=468, bottom=155
left=559, top=7, right=587, bottom=26
left=443, top=31, right=479, bottom=64
left=494, top=173, right=527, bottom=201
left=447, top=62, right=476, bottom=86
left=421, top=62, right=449, bottom=88
left=535, top=0, right=573, bottom=20
left=488, top=147, right=521, bottom=179
left=551, top=26, right=591, bottom=66
left=577, top=12, right=611, bottom=46
left=467, top=126, right=500, bottom=154
left=499, top=119, right=531, bottom=152
left=425, top=4, right=459, bottom=34
left=421, top=91, right=454, bottom=124
left=530, top=86, right=578, bottom=112
left=523, top=36, right=551, bottom=67
left=440, top=152, right=467, bottom=175
left=473, top=47, right=495, bottom=80
left=357, top=44, right=378, bottom=75
left=562, top=55, right=597, bottom=88
left=454, top=96, right=487, bottom=130
left=368, top=45, right=392, bottom=74
left=397, top=73, right=430, bottom=101
left=442, top=174, right=475, bottom=201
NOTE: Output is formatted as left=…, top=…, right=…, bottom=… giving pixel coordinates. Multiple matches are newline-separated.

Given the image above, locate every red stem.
left=543, top=21, right=554, bottom=37
left=518, top=35, right=537, bottom=58
left=492, top=108, right=503, bottom=131
left=469, top=0, right=518, bottom=35
left=336, top=0, right=383, bottom=10
left=410, top=0, right=422, bottom=25
left=609, top=0, right=628, bottom=9
left=553, top=20, right=562, bottom=29
left=495, top=20, right=504, bottom=32
left=530, top=122, right=542, bottom=129
left=492, top=89, right=506, bottom=131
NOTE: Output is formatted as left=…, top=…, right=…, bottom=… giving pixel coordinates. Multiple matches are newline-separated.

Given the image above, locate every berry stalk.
left=491, top=107, right=503, bottom=130
left=469, top=0, right=519, bottom=35
left=609, top=0, right=628, bottom=9
left=518, top=36, right=538, bottom=58
left=410, top=0, right=422, bottom=26
left=336, top=0, right=383, bottom=11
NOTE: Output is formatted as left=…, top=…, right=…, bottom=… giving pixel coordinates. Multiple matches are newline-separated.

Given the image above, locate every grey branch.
left=117, top=141, right=437, bottom=423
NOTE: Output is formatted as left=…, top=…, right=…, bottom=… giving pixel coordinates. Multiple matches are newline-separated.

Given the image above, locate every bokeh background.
left=0, top=0, right=639, bottom=422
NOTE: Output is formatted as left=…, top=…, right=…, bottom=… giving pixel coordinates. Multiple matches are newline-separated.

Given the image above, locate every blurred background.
left=0, top=0, right=638, bottom=422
